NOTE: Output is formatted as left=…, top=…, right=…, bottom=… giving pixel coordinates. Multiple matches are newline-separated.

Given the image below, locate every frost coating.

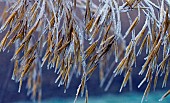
left=0, top=0, right=170, bottom=103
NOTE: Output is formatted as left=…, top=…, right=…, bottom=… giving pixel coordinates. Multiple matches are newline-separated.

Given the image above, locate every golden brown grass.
left=0, top=0, right=170, bottom=103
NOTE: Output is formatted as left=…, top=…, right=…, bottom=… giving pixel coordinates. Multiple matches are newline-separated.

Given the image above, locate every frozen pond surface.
left=16, top=91, right=170, bottom=103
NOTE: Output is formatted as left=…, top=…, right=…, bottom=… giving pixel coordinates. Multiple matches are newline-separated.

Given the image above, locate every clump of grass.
left=0, top=0, right=170, bottom=103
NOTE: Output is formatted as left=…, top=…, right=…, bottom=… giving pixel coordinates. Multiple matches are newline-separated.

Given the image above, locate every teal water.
left=16, top=91, right=170, bottom=103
